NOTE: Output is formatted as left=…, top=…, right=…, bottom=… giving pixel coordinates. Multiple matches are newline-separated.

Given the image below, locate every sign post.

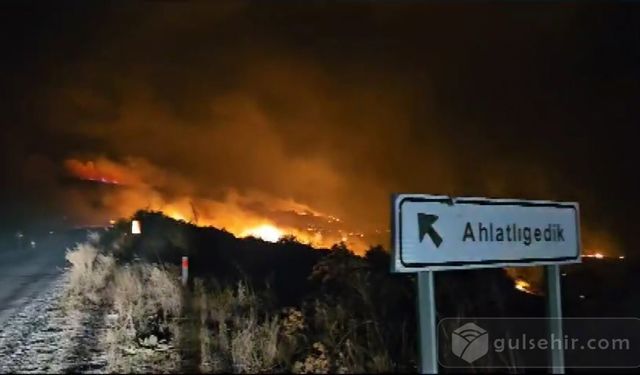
left=417, top=271, right=438, bottom=374
left=546, top=264, right=565, bottom=374
left=391, top=194, right=581, bottom=373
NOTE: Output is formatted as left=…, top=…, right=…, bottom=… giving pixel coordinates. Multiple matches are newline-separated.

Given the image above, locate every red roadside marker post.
left=182, top=256, right=189, bottom=286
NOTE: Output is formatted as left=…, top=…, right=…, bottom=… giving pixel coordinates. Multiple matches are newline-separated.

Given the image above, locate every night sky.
left=0, top=2, right=638, bottom=253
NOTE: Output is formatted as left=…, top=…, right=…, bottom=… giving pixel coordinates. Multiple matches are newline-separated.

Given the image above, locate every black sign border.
left=396, top=196, right=581, bottom=268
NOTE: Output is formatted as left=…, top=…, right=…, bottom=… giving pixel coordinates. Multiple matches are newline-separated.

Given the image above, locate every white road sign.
left=392, top=194, right=581, bottom=272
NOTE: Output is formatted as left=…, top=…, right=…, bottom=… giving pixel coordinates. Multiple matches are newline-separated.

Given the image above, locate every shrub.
left=64, top=241, right=115, bottom=306
left=196, top=280, right=283, bottom=373
left=105, top=263, right=183, bottom=372
left=64, top=237, right=184, bottom=373
left=110, top=263, right=182, bottom=343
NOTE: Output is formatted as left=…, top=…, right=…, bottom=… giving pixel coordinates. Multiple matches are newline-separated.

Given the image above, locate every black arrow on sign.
left=418, top=213, right=443, bottom=248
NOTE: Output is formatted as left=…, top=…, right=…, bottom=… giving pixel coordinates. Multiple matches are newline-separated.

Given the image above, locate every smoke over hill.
left=1, top=3, right=633, bottom=257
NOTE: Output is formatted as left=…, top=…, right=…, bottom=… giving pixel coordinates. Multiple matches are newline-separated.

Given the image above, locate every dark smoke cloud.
left=1, top=2, right=637, bottom=254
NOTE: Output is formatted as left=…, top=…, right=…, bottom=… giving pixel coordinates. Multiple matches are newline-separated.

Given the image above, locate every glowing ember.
left=514, top=279, right=536, bottom=295
left=583, top=252, right=606, bottom=259
left=242, top=224, right=283, bottom=242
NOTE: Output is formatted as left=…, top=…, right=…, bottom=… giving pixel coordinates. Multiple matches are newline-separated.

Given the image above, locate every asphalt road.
left=0, top=232, right=82, bottom=325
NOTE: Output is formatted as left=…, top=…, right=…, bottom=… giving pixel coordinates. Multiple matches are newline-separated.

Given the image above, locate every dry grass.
left=64, top=242, right=115, bottom=306
left=64, top=240, right=183, bottom=373
left=111, top=263, right=182, bottom=332
left=106, top=263, right=183, bottom=372
left=64, top=238, right=400, bottom=373
left=191, top=277, right=396, bottom=373
left=292, top=301, right=392, bottom=374
left=195, top=280, right=283, bottom=373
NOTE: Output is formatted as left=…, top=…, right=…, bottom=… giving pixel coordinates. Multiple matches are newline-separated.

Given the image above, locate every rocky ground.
left=0, top=273, right=184, bottom=374
left=0, top=275, right=107, bottom=373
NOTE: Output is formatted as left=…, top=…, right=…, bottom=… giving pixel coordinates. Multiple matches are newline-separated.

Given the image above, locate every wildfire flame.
left=242, top=224, right=283, bottom=243
left=582, top=251, right=626, bottom=260
left=64, top=159, right=123, bottom=185
left=64, top=157, right=624, bottom=261
left=64, top=158, right=372, bottom=254
left=514, top=279, right=536, bottom=295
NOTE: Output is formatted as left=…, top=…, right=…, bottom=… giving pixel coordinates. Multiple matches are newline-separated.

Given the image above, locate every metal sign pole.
left=417, top=271, right=438, bottom=374
left=545, top=264, right=565, bottom=374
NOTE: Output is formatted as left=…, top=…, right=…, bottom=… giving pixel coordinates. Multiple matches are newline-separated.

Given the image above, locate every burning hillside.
left=0, top=2, right=631, bottom=278
left=64, top=158, right=372, bottom=253
left=63, top=156, right=624, bottom=262
left=35, top=9, right=621, bottom=261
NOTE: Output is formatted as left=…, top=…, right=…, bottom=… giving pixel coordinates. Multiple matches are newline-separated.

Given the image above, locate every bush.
left=193, top=270, right=400, bottom=373
left=196, top=280, right=282, bottom=373
left=64, top=212, right=537, bottom=373
left=65, top=241, right=115, bottom=306
left=106, top=263, right=183, bottom=372
left=64, top=237, right=184, bottom=373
